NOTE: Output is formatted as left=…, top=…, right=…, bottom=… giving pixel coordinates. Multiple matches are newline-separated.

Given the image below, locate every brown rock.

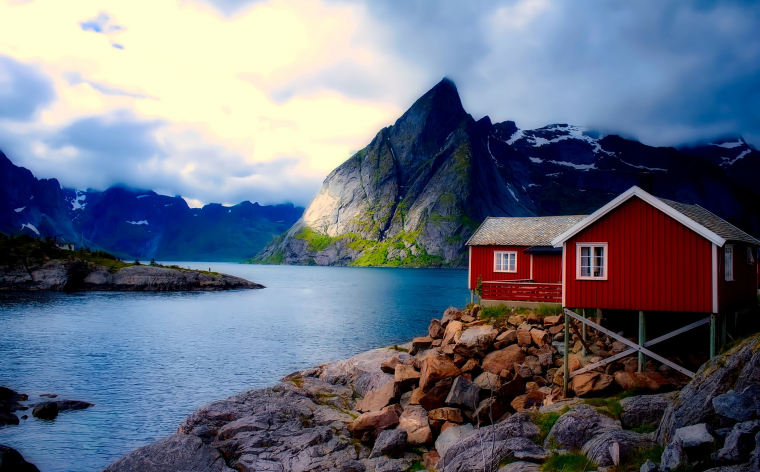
left=460, top=315, right=476, bottom=323
left=395, top=364, right=421, bottom=390
left=622, top=357, right=638, bottom=373
left=544, top=315, right=563, bottom=327
left=442, top=321, right=464, bottom=345
left=453, top=325, right=498, bottom=358
left=431, top=339, right=442, bottom=347
left=441, top=343, right=456, bottom=355
left=423, top=451, right=440, bottom=470
left=428, top=407, right=464, bottom=423
left=538, top=345, right=553, bottom=367
left=498, top=376, right=525, bottom=398
left=530, top=328, right=550, bottom=347
left=515, top=363, right=533, bottom=379
left=571, top=372, right=614, bottom=396
left=380, top=357, right=401, bottom=374
left=418, top=378, right=454, bottom=411
left=420, top=354, right=461, bottom=392
left=473, top=372, right=502, bottom=391
left=613, top=372, right=671, bottom=391
left=440, top=421, right=457, bottom=433
left=496, top=329, right=517, bottom=344
left=411, top=336, right=434, bottom=355
left=570, top=358, right=583, bottom=372
left=356, top=380, right=400, bottom=413
left=471, top=305, right=481, bottom=319
left=511, top=395, right=527, bottom=412
left=474, top=397, right=509, bottom=425
left=549, top=325, right=565, bottom=335
left=508, top=315, right=525, bottom=326
left=398, top=405, right=432, bottom=445
left=482, top=344, right=526, bottom=375
left=517, top=329, right=533, bottom=347
left=441, top=307, right=462, bottom=326
left=461, top=358, right=480, bottom=375
left=524, top=389, right=546, bottom=409
left=525, top=381, right=539, bottom=392
left=527, top=313, right=540, bottom=324
left=409, top=387, right=423, bottom=405
left=553, top=369, right=564, bottom=387
left=348, top=404, right=403, bottom=442
left=524, top=356, right=542, bottom=375
left=429, top=319, right=445, bottom=339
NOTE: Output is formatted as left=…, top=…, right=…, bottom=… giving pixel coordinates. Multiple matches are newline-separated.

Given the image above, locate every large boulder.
left=657, top=334, right=760, bottom=444
left=619, top=393, right=675, bottom=429
left=394, top=364, right=420, bottom=391
left=103, top=433, right=233, bottom=472
left=674, top=423, right=715, bottom=450
left=445, top=376, right=480, bottom=411
left=32, top=402, right=58, bottom=420
left=369, top=429, right=407, bottom=459
left=441, top=307, right=463, bottom=326
left=712, top=385, right=760, bottom=423
left=429, top=319, right=445, bottom=339
left=0, top=445, right=39, bottom=472
left=713, top=420, right=760, bottom=464
left=454, top=326, right=498, bottom=357
left=435, top=423, right=474, bottom=456
left=442, top=321, right=464, bottom=345
left=419, top=354, right=461, bottom=392
left=581, top=429, right=658, bottom=468
left=482, top=345, right=526, bottom=375
left=543, top=404, right=620, bottom=450
left=530, top=329, right=550, bottom=348
left=410, top=336, right=434, bottom=355
left=473, top=372, right=502, bottom=391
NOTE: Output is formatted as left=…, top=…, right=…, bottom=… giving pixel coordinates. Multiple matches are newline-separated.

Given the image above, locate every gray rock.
left=497, top=461, right=542, bottom=472
left=674, top=423, right=714, bottom=450
left=440, top=437, right=546, bottom=472
left=619, top=393, right=675, bottom=429
left=361, top=453, right=418, bottom=472
left=0, top=445, right=40, bottom=472
left=453, top=325, right=498, bottom=357
left=32, top=402, right=58, bottom=420
left=340, top=460, right=366, bottom=472
left=640, top=459, right=659, bottom=472
left=712, top=385, right=760, bottom=423
left=702, top=466, right=751, bottom=472
left=445, top=376, right=480, bottom=411
left=657, top=335, right=760, bottom=444
left=435, top=423, right=474, bottom=456
left=370, top=429, right=407, bottom=459
left=714, top=420, right=760, bottom=464
left=543, top=404, right=620, bottom=450
left=103, top=433, right=234, bottom=472
left=581, top=429, right=658, bottom=468
left=660, top=440, right=687, bottom=472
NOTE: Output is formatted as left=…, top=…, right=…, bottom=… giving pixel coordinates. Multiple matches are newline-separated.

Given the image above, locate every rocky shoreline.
left=0, top=259, right=263, bottom=291
left=101, top=305, right=760, bottom=472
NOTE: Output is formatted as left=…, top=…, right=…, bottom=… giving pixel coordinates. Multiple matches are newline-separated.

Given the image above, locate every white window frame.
left=725, top=244, right=734, bottom=281
left=747, top=247, right=756, bottom=266
left=576, top=243, right=608, bottom=280
left=494, top=251, right=517, bottom=273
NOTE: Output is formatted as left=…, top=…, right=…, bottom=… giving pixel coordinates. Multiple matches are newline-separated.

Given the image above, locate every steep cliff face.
left=257, top=78, right=760, bottom=268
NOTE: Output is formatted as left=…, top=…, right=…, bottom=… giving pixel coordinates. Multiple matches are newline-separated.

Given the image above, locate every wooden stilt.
left=563, top=312, right=570, bottom=397
left=638, top=311, right=646, bottom=372
left=597, top=308, right=603, bottom=326
left=710, top=313, right=717, bottom=358
left=721, top=314, right=727, bottom=349
left=581, top=309, right=587, bottom=357
left=470, top=290, right=474, bottom=305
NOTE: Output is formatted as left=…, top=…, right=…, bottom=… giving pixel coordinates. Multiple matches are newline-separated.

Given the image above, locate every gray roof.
left=466, top=215, right=588, bottom=246
left=657, top=198, right=760, bottom=245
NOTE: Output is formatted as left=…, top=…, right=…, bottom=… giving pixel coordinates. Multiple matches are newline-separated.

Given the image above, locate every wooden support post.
left=563, top=312, right=570, bottom=397
left=638, top=311, right=646, bottom=372
left=597, top=308, right=603, bottom=326
left=470, top=290, right=474, bottom=305
left=721, top=314, right=727, bottom=349
left=710, top=313, right=717, bottom=358
left=581, top=309, right=587, bottom=357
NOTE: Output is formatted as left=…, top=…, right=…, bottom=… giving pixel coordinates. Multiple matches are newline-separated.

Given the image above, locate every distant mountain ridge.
left=255, top=78, right=760, bottom=268
left=0, top=151, right=303, bottom=261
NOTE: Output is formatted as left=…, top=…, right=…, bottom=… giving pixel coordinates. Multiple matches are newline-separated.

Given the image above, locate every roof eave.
left=551, top=186, right=727, bottom=247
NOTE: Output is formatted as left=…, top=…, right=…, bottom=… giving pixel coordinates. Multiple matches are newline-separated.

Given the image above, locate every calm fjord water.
left=0, top=264, right=468, bottom=472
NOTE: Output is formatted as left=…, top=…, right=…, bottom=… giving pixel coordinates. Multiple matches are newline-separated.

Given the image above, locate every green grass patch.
left=584, top=397, right=623, bottom=419
left=404, top=461, right=426, bottom=472
left=388, top=344, right=409, bottom=353
left=294, top=226, right=338, bottom=252
left=630, top=424, right=657, bottom=434
left=480, top=304, right=512, bottom=321
left=542, top=452, right=596, bottom=472
left=288, top=377, right=304, bottom=388
left=535, top=303, right=562, bottom=317
left=532, top=411, right=561, bottom=445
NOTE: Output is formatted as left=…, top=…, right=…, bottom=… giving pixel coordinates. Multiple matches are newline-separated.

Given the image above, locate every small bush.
left=585, top=398, right=623, bottom=419
left=532, top=411, right=561, bottom=445
left=630, top=424, right=656, bottom=434
left=404, top=461, right=426, bottom=472
left=480, top=304, right=512, bottom=321
left=542, top=452, right=596, bottom=472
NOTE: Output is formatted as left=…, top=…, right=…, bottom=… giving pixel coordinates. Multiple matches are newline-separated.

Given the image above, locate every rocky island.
left=102, top=305, right=760, bottom=472
left=0, top=235, right=263, bottom=291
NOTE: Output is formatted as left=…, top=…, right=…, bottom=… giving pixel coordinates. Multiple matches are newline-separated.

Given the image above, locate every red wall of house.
left=718, top=242, right=759, bottom=312
left=470, top=245, right=530, bottom=288
left=564, top=196, right=714, bottom=313
left=532, top=254, right=563, bottom=284
left=469, top=246, right=562, bottom=288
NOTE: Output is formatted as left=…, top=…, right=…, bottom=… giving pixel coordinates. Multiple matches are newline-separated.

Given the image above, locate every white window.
left=494, top=251, right=517, bottom=273
left=725, top=245, right=733, bottom=281
left=577, top=243, right=608, bottom=280
left=748, top=247, right=756, bottom=266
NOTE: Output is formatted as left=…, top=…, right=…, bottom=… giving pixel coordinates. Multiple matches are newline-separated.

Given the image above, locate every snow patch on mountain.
left=617, top=158, right=667, bottom=172
left=713, top=141, right=744, bottom=149
left=506, top=129, right=524, bottom=145
left=126, top=220, right=148, bottom=225
left=21, top=223, right=40, bottom=235
left=14, top=207, right=25, bottom=213
left=722, top=149, right=751, bottom=166
left=137, top=195, right=150, bottom=199
left=70, top=190, right=87, bottom=210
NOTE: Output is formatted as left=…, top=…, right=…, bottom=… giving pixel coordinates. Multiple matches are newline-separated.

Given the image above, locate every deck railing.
left=481, top=281, right=562, bottom=303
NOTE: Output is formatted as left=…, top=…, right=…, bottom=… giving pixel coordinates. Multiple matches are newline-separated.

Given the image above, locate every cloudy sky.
left=1, top=0, right=758, bottom=207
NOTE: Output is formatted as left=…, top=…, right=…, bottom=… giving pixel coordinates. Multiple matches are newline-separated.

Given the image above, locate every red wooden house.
left=466, top=216, right=587, bottom=307
left=551, top=186, right=760, bottom=315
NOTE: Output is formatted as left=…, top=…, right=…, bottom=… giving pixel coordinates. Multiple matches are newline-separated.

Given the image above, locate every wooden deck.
left=481, top=280, right=562, bottom=304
